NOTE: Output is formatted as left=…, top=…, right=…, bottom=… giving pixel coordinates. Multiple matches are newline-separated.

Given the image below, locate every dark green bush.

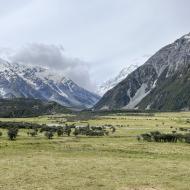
left=57, top=127, right=64, bottom=137
left=139, top=131, right=190, bottom=143
left=184, top=133, right=190, bottom=143
left=140, top=133, right=152, bottom=142
left=7, top=128, right=19, bottom=140
left=27, top=129, right=37, bottom=137
left=45, top=131, right=54, bottom=139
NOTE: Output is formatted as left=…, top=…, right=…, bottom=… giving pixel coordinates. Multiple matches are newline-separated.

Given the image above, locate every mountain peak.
left=0, top=58, right=100, bottom=109
left=183, top=33, right=190, bottom=40
left=94, top=33, right=190, bottom=111
left=97, top=64, right=139, bottom=96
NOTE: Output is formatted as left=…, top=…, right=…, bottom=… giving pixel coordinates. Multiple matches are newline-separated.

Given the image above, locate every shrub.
left=66, top=128, right=72, bottom=136
left=0, top=131, right=2, bottom=137
left=73, top=129, right=79, bottom=136
left=150, top=131, right=161, bottom=136
left=7, top=128, right=18, bottom=140
left=111, top=126, right=116, bottom=133
left=27, top=130, right=37, bottom=137
left=64, top=125, right=72, bottom=136
left=139, top=131, right=182, bottom=143
left=176, top=133, right=185, bottom=142
left=86, top=130, right=104, bottom=136
left=137, top=135, right=141, bottom=141
left=45, top=131, right=54, bottom=139
left=104, top=131, right=109, bottom=136
left=57, top=127, right=64, bottom=137
left=184, top=133, right=190, bottom=143
left=140, top=133, right=152, bottom=142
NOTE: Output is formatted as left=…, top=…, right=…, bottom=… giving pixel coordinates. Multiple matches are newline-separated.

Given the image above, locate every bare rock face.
left=94, top=33, right=190, bottom=111
left=0, top=59, right=100, bottom=109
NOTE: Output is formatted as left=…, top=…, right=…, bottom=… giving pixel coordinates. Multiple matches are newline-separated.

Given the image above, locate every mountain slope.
left=97, top=64, right=139, bottom=96
left=0, top=59, right=100, bottom=108
left=94, top=33, right=190, bottom=111
left=0, top=98, right=71, bottom=117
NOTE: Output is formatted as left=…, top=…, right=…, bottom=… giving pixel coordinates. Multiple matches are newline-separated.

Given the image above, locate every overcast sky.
left=0, top=0, right=190, bottom=91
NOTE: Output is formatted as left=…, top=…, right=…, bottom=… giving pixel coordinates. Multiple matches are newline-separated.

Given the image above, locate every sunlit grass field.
left=0, top=112, right=190, bottom=190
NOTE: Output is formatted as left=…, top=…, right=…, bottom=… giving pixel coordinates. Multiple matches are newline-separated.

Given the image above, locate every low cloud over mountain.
left=5, top=43, right=96, bottom=92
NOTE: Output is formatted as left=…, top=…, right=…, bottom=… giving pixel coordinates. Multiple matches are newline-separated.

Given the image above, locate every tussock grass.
left=0, top=112, right=190, bottom=190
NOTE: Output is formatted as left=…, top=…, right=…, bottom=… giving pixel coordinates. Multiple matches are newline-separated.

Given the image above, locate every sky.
left=0, top=0, right=190, bottom=92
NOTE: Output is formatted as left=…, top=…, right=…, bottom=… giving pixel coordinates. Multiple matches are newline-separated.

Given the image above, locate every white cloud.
left=0, top=0, right=190, bottom=85
left=7, top=43, right=96, bottom=92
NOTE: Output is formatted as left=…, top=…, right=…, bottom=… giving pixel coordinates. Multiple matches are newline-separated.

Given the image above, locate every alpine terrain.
left=97, top=64, right=139, bottom=96
left=94, top=33, right=190, bottom=111
left=0, top=58, right=100, bottom=109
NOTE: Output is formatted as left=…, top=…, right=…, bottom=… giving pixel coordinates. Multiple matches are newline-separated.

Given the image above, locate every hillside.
left=0, top=98, right=71, bottom=117
left=94, top=33, right=190, bottom=111
left=0, top=59, right=100, bottom=109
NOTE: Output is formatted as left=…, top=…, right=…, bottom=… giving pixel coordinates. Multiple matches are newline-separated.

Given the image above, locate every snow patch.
left=97, top=64, right=139, bottom=96
left=0, top=59, right=100, bottom=108
left=0, top=87, right=7, bottom=96
left=145, top=104, right=151, bottom=110
left=184, top=34, right=190, bottom=40
left=152, top=80, right=157, bottom=88
left=100, top=105, right=109, bottom=110
left=123, top=83, right=150, bottom=109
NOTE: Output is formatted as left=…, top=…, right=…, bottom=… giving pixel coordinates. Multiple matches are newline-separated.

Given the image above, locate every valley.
left=0, top=112, right=190, bottom=190
left=1, top=1, right=190, bottom=190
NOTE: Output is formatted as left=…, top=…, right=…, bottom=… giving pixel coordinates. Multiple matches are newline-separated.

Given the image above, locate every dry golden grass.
left=0, top=112, right=190, bottom=190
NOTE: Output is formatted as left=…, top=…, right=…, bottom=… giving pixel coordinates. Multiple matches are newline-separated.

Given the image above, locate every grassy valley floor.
left=0, top=112, right=190, bottom=190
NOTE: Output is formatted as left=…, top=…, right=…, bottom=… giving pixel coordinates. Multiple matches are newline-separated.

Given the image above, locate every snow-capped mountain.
left=0, top=58, right=100, bottom=109
left=94, top=32, right=190, bottom=111
left=97, top=64, right=139, bottom=96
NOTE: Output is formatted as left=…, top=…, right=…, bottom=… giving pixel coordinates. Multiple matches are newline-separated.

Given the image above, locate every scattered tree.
left=45, top=131, right=54, bottom=139
left=7, top=128, right=18, bottom=140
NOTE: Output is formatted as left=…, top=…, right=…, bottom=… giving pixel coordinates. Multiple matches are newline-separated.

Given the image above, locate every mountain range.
left=97, top=64, right=139, bottom=96
left=1, top=33, right=190, bottom=112
left=94, top=33, right=190, bottom=111
left=0, top=58, right=100, bottom=109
